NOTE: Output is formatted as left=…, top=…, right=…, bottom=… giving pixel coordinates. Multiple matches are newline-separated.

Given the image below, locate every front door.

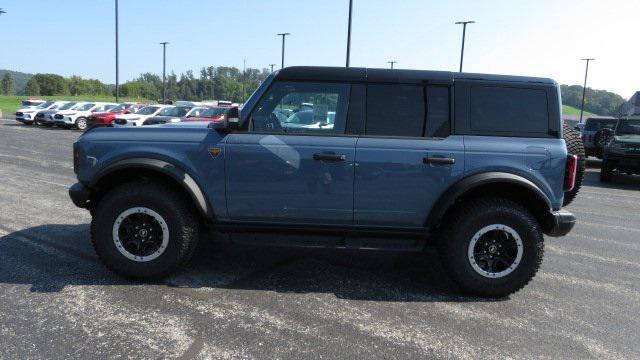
left=225, top=81, right=356, bottom=224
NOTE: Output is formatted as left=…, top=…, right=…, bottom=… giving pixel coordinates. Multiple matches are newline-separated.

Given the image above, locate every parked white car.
left=52, top=102, right=118, bottom=130
left=37, top=102, right=78, bottom=126
left=112, top=105, right=172, bottom=127
left=15, top=100, right=65, bottom=124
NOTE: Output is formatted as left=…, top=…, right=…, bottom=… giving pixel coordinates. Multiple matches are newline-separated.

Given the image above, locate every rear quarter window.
left=469, top=86, right=549, bottom=134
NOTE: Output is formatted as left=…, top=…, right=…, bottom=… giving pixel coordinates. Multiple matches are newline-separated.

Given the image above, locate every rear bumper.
left=546, top=210, right=576, bottom=237
left=69, top=182, right=91, bottom=209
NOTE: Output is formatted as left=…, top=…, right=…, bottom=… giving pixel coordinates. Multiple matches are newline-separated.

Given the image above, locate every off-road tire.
left=600, top=159, right=614, bottom=183
left=91, top=181, right=200, bottom=280
left=563, top=124, right=585, bottom=206
left=437, top=197, right=544, bottom=297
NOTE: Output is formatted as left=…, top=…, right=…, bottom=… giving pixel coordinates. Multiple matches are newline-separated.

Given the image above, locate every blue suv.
left=69, top=67, right=578, bottom=297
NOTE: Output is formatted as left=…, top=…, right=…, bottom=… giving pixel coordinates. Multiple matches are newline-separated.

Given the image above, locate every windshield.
left=159, top=106, right=190, bottom=117
left=616, top=119, right=640, bottom=135
left=200, top=107, right=228, bottom=118
left=136, top=106, right=160, bottom=115
left=76, top=103, right=95, bottom=111
left=36, top=100, right=55, bottom=109
left=584, top=119, right=617, bottom=131
left=59, top=102, right=76, bottom=110
left=187, top=107, right=208, bottom=117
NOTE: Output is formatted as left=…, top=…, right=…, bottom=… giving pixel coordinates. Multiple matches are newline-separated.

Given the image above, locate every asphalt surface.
left=0, top=118, right=639, bottom=359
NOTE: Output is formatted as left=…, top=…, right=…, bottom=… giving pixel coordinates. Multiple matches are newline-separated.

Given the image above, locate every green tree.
left=1, top=73, right=15, bottom=95
left=24, top=77, right=40, bottom=96
left=31, top=73, right=69, bottom=95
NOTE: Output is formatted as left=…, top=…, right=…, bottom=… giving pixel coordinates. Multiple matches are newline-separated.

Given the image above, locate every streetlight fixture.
left=0, top=8, right=7, bottom=16
left=455, top=20, right=475, bottom=72
left=579, top=58, right=595, bottom=124
left=160, top=42, right=169, bottom=104
left=387, top=61, right=397, bottom=69
left=115, top=0, right=119, bottom=102
left=346, top=0, right=353, bottom=67
left=277, top=33, right=290, bottom=69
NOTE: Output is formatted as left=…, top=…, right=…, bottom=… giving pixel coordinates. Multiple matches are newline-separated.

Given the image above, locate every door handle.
left=313, top=153, right=346, bottom=161
left=424, top=156, right=455, bottom=165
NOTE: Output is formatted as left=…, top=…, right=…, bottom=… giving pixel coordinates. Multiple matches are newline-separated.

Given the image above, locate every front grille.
left=36, top=112, right=45, bottom=118
left=114, top=118, right=126, bottom=125
left=54, top=114, right=64, bottom=120
left=16, top=112, right=23, bottom=117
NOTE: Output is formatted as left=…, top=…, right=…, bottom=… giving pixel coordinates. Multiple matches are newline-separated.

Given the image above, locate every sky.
left=0, top=0, right=638, bottom=98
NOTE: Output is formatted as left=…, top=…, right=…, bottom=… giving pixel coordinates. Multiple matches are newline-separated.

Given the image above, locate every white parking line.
left=31, top=178, right=69, bottom=188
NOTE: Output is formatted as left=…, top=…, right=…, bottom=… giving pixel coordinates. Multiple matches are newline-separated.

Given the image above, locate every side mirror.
left=223, top=106, right=240, bottom=131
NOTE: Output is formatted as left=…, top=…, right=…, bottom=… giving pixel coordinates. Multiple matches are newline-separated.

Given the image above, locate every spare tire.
left=563, top=124, right=585, bottom=206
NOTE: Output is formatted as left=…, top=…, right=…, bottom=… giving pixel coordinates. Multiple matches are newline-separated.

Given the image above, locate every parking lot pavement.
left=0, top=118, right=639, bottom=359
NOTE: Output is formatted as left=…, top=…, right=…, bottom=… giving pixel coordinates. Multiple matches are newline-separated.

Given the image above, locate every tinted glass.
left=616, top=119, right=640, bottom=135
left=426, top=86, right=450, bottom=137
left=251, top=82, right=350, bottom=134
left=584, top=119, right=617, bottom=131
left=59, top=102, right=76, bottom=110
left=366, top=84, right=424, bottom=137
left=469, top=86, right=548, bottom=134
left=137, top=106, right=160, bottom=115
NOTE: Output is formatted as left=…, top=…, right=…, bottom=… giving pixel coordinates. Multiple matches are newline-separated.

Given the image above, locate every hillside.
left=0, top=70, right=33, bottom=95
left=563, top=105, right=594, bottom=116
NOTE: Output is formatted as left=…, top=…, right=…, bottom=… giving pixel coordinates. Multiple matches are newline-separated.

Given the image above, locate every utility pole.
left=346, top=0, right=353, bottom=67
left=269, top=64, right=276, bottom=73
left=242, top=58, right=246, bottom=101
left=160, top=42, right=169, bottom=104
left=387, top=61, right=397, bottom=69
left=115, top=0, right=119, bottom=102
left=277, top=33, right=290, bottom=69
left=455, top=21, right=475, bottom=72
left=579, top=58, right=595, bottom=124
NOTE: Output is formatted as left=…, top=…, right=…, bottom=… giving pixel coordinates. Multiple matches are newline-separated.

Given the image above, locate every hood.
left=613, top=135, right=640, bottom=144
left=17, top=107, right=39, bottom=113
left=80, top=123, right=219, bottom=143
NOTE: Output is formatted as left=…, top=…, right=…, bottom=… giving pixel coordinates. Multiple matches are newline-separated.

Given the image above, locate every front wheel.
left=91, top=182, right=200, bottom=280
left=75, top=117, right=88, bottom=131
left=437, top=197, right=544, bottom=297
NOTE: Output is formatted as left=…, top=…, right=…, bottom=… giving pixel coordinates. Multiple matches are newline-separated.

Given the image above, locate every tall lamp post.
left=579, top=58, right=595, bottom=124
left=455, top=20, right=475, bottom=72
left=387, top=61, right=397, bottom=69
left=277, top=33, right=290, bottom=69
left=115, top=0, right=119, bottom=102
left=160, top=42, right=169, bottom=104
left=346, top=0, right=353, bottom=67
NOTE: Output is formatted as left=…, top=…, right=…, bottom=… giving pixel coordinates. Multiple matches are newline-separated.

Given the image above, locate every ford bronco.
left=69, top=67, right=579, bottom=297
left=600, top=117, right=640, bottom=182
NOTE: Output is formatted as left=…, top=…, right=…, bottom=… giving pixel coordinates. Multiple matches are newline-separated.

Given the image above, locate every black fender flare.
left=91, top=158, right=212, bottom=219
left=425, top=172, right=552, bottom=228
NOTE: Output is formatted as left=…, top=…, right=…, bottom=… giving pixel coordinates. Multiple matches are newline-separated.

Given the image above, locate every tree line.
left=1, top=68, right=632, bottom=116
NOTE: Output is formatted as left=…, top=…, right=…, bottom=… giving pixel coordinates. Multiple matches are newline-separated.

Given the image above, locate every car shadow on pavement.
left=0, top=224, right=504, bottom=302
left=582, top=168, right=640, bottom=190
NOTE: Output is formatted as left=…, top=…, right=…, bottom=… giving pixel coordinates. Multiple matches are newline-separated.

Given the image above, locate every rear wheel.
left=563, top=124, right=585, bottom=206
left=437, top=197, right=544, bottom=297
left=91, top=182, right=200, bottom=280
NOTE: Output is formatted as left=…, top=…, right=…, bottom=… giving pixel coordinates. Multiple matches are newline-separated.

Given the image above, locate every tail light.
left=564, top=154, right=578, bottom=191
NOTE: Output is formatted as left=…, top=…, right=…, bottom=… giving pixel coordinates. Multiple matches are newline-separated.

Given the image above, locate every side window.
left=469, top=86, right=548, bottom=134
left=250, top=82, right=350, bottom=135
left=366, top=84, right=424, bottom=137
left=426, top=86, right=451, bottom=137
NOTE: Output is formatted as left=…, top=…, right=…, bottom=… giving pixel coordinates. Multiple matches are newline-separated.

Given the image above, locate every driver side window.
left=250, top=81, right=350, bottom=135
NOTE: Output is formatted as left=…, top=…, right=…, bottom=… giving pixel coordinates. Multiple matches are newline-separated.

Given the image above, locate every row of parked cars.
left=565, top=116, right=640, bottom=182
left=14, top=98, right=236, bottom=130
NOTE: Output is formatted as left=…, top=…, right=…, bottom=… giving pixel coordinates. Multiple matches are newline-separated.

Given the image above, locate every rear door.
left=354, top=84, right=464, bottom=227
left=225, top=81, right=356, bottom=224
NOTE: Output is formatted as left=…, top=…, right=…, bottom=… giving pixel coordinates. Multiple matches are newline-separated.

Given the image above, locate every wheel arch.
left=426, top=172, right=555, bottom=233
left=89, top=158, right=213, bottom=221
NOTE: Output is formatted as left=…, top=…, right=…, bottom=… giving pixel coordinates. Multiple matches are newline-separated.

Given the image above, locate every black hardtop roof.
left=275, top=66, right=556, bottom=85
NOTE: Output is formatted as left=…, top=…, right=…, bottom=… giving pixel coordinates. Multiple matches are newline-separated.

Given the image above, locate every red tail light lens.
left=564, top=154, right=578, bottom=191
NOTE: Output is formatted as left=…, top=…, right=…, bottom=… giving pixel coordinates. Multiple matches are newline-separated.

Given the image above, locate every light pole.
left=455, top=20, right=475, bottom=72
left=346, top=0, right=353, bottom=67
left=242, top=58, right=246, bottom=101
left=269, top=64, right=276, bottom=73
left=579, top=58, right=595, bottom=124
left=160, top=42, right=168, bottom=104
left=387, top=61, right=397, bottom=69
left=115, top=0, right=119, bottom=102
left=277, top=33, right=290, bottom=69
